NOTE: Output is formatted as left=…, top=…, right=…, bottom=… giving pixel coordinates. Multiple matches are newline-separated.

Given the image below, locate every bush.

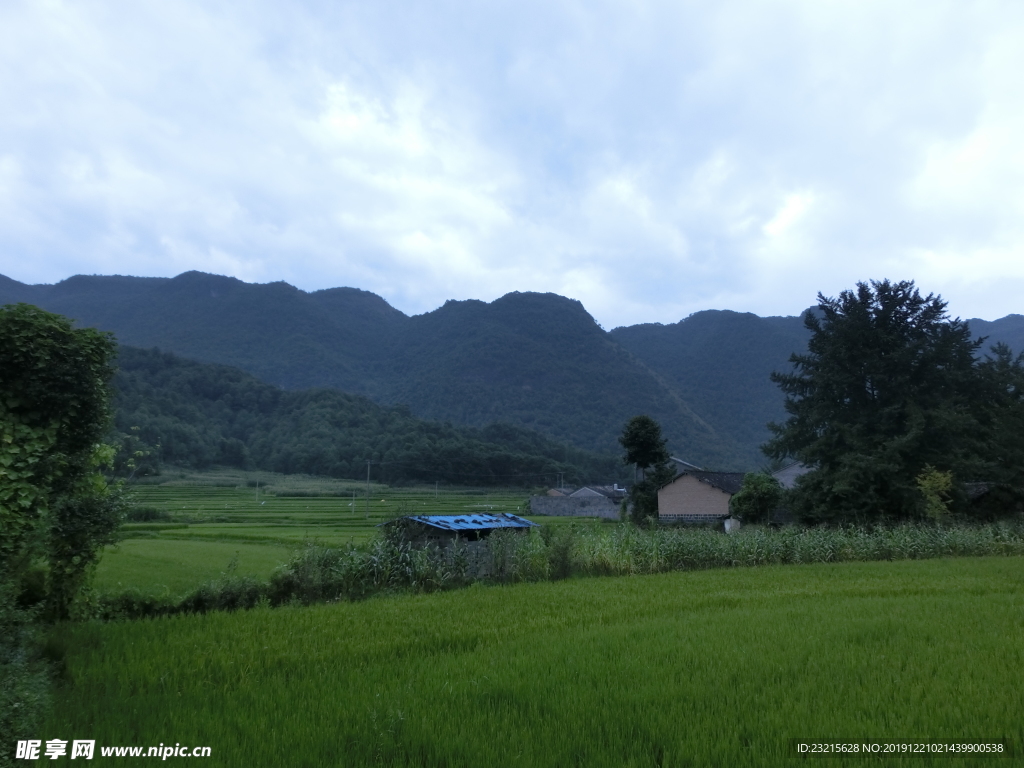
left=124, top=507, right=171, bottom=522
left=179, top=576, right=267, bottom=613
left=96, top=589, right=176, bottom=621
left=729, top=473, right=782, bottom=524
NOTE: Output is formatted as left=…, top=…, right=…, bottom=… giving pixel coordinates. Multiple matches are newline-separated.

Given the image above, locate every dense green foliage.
left=611, top=310, right=815, bottom=464
left=974, top=343, right=1024, bottom=494
left=729, top=472, right=783, bottom=523
left=0, top=272, right=788, bottom=468
left=111, top=346, right=621, bottom=486
left=4, top=269, right=1024, bottom=472
left=4, top=271, right=1023, bottom=470
left=378, top=292, right=739, bottom=466
left=765, top=281, right=1024, bottom=523
left=39, top=558, right=1024, bottom=766
left=618, top=415, right=670, bottom=471
left=0, top=304, right=124, bottom=618
left=618, top=415, right=674, bottom=523
left=0, top=304, right=123, bottom=763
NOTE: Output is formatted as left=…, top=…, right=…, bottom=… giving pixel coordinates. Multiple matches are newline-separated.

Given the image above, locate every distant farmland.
left=96, top=469, right=588, bottom=597
left=49, top=557, right=1023, bottom=767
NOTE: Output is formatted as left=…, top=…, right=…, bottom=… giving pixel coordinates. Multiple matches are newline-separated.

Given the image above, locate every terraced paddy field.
left=97, top=470, right=604, bottom=597
left=46, top=557, right=1024, bottom=767
left=93, top=540, right=296, bottom=598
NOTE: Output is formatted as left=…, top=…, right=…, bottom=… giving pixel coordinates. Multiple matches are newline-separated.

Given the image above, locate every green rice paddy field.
left=96, top=471, right=588, bottom=598
left=45, top=557, right=1024, bottom=767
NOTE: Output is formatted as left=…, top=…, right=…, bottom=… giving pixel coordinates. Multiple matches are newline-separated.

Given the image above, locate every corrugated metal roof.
left=386, top=513, right=538, bottom=531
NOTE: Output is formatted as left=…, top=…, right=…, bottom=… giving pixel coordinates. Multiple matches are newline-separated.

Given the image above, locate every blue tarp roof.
left=384, top=513, right=538, bottom=531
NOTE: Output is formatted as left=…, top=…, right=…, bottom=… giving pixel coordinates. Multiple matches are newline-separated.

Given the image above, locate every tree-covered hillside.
left=112, top=346, right=622, bottom=486
left=0, top=273, right=743, bottom=465
left=3, top=272, right=1019, bottom=470
left=376, top=291, right=740, bottom=467
left=0, top=272, right=404, bottom=393
left=610, top=310, right=814, bottom=460
left=964, top=315, right=1024, bottom=360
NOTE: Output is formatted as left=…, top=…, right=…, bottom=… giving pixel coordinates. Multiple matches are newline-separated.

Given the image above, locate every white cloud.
left=1, top=0, right=1024, bottom=326
left=763, top=192, right=815, bottom=240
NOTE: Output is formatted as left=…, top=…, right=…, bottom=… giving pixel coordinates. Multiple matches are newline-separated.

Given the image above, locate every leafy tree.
left=0, top=304, right=123, bottom=619
left=619, top=415, right=670, bottom=479
left=763, top=280, right=993, bottom=523
left=975, top=344, right=1024, bottom=487
left=729, top=472, right=782, bottom=524
left=619, top=415, right=674, bottom=524
left=915, top=465, right=953, bottom=522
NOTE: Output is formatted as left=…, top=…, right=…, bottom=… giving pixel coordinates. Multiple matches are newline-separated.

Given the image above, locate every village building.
left=568, top=485, right=626, bottom=501
left=657, top=470, right=745, bottom=524
left=771, top=462, right=812, bottom=489
left=529, top=485, right=625, bottom=519
left=669, top=456, right=704, bottom=473
left=545, top=487, right=573, bottom=497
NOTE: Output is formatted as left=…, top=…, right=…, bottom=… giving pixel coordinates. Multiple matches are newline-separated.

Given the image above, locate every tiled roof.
left=672, top=471, right=746, bottom=495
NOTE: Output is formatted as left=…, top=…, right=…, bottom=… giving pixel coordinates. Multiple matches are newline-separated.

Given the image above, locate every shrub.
left=125, top=507, right=171, bottom=522
left=729, top=473, right=783, bottom=524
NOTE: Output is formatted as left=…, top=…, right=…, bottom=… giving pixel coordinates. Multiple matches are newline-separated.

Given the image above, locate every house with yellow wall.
left=657, top=470, right=745, bottom=523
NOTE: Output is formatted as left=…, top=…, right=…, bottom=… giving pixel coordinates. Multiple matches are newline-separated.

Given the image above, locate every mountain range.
left=3, top=271, right=1022, bottom=471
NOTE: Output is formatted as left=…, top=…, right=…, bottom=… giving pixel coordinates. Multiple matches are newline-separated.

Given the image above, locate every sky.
left=1, top=0, right=1023, bottom=328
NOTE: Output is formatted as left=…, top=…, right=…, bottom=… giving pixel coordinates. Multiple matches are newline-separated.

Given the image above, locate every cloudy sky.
left=1, top=0, right=1023, bottom=327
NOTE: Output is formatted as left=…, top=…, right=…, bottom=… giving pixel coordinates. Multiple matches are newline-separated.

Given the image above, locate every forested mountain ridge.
left=610, top=311, right=815, bottom=456
left=375, top=290, right=737, bottom=465
left=0, top=271, right=406, bottom=392
left=3, top=271, right=1020, bottom=470
left=963, top=314, right=1024, bottom=358
left=112, top=346, right=622, bottom=485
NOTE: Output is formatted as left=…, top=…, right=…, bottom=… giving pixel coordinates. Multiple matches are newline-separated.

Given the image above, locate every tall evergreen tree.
left=763, top=280, right=994, bottom=523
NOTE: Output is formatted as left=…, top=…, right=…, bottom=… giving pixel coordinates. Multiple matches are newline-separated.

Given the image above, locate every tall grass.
left=0, top=585, right=50, bottom=768
left=571, top=520, right=1024, bottom=576
left=95, top=520, right=1024, bottom=620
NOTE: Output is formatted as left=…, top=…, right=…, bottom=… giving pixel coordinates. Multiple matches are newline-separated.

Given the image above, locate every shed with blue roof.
left=381, top=513, right=538, bottom=544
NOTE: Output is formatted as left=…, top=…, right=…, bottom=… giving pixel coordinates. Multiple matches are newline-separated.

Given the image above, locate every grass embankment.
left=43, top=557, right=1024, bottom=767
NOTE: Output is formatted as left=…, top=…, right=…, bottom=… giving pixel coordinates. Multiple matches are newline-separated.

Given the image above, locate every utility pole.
left=365, top=460, right=371, bottom=520
left=255, top=480, right=259, bottom=503
left=435, top=480, right=438, bottom=498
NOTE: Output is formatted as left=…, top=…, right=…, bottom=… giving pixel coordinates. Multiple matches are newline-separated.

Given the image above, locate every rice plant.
left=38, top=557, right=1024, bottom=768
